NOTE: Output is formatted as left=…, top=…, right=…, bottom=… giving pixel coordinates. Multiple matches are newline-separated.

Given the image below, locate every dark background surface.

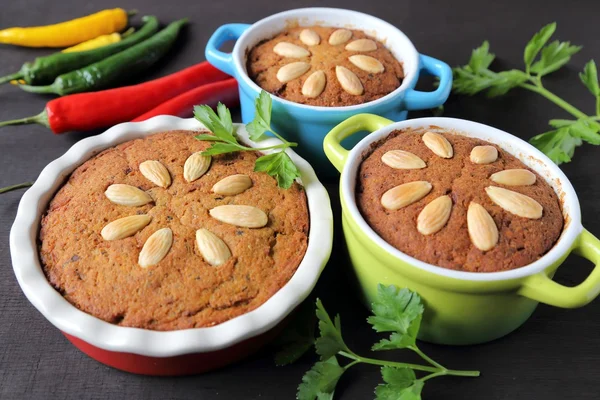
left=1, top=0, right=600, bottom=399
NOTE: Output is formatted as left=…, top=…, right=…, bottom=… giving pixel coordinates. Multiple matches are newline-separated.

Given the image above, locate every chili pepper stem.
left=16, top=84, right=57, bottom=95
left=121, top=27, right=136, bottom=38
left=0, top=72, right=23, bottom=85
left=0, top=110, right=49, bottom=129
left=0, top=181, right=34, bottom=194
left=127, top=9, right=138, bottom=17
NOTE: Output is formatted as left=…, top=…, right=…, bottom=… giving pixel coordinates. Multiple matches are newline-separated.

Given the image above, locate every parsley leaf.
left=530, top=40, right=582, bottom=76
left=193, top=104, right=237, bottom=144
left=297, top=357, right=345, bottom=400
left=468, top=40, right=495, bottom=73
left=580, top=60, right=600, bottom=97
left=217, top=102, right=234, bottom=135
left=530, top=127, right=581, bottom=164
left=254, top=152, right=301, bottom=189
left=375, top=367, right=423, bottom=400
left=368, top=285, right=424, bottom=335
left=313, top=299, right=348, bottom=360
left=201, top=142, right=244, bottom=156
left=524, top=22, right=556, bottom=70
left=246, top=90, right=272, bottom=141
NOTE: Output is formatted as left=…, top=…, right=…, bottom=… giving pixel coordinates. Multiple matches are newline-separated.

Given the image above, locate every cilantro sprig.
left=291, top=285, right=479, bottom=400
left=194, top=91, right=300, bottom=189
left=452, top=22, right=600, bottom=164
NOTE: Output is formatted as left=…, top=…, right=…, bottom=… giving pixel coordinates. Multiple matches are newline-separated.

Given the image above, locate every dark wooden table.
left=1, top=0, right=599, bottom=399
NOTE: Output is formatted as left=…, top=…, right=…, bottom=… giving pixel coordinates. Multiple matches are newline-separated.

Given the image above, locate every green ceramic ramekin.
left=324, top=114, right=600, bottom=345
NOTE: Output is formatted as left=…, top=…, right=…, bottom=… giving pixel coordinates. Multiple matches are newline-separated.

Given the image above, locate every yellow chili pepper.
left=61, top=33, right=121, bottom=53
left=0, top=8, right=130, bottom=48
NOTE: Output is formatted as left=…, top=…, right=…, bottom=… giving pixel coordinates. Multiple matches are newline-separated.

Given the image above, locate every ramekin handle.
left=403, top=54, right=452, bottom=111
left=205, top=23, right=250, bottom=76
left=518, top=229, right=600, bottom=308
left=323, top=114, right=393, bottom=173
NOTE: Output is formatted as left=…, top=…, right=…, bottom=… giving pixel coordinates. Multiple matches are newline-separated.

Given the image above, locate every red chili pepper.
left=132, top=78, right=239, bottom=122
left=0, top=61, right=230, bottom=133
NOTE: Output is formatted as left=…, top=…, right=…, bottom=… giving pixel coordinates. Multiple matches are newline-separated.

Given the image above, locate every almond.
left=139, top=160, right=171, bottom=188
left=209, top=205, right=268, bottom=228
left=467, top=202, right=498, bottom=251
left=381, top=181, right=432, bottom=210
left=105, top=184, right=152, bottom=206
left=348, top=55, right=385, bottom=74
left=273, top=42, right=310, bottom=58
left=196, top=228, right=231, bottom=266
left=138, top=228, right=173, bottom=268
left=490, top=169, right=537, bottom=186
left=101, top=215, right=151, bottom=241
left=345, top=39, right=377, bottom=52
left=417, top=195, right=453, bottom=235
left=276, top=62, right=310, bottom=83
left=212, top=174, right=252, bottom=195
left=302, top=70, right=326, bottom=98
left=299, top=28, right=320, bottom=46
left=335, top=66, right=363, bottom=95
left=381, top=150, right=426, bottom=169
left=422, top=132, right=453, bottom=158
left=184, top=152, right=211, bottom=182
left=328, top=29, right=352, bottom=45
left=470, top=145, right=498, bottom=164
left=485, top=186, right=543, bottom=219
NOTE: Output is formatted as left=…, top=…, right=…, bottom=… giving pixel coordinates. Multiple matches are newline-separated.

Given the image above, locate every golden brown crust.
left=247, top=26, right=404, bottom=106
left=357, top=129, right=563, bottom=272
left=40, top=131, right=309, bottom=330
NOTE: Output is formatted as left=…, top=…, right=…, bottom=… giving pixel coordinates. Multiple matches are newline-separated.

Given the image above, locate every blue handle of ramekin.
left=404, top=54, right=452, bottom=111
left=205, top=23, right=251, bottom=76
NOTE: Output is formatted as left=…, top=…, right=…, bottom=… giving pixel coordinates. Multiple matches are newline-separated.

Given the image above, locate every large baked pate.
left=39, top=130, right=309, bottom=330
left=357, top=128, right=563, bottom=272
left=247, top=26, right=404, bottom=107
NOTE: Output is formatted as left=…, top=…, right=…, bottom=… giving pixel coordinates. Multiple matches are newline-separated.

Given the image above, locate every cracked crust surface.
left=246, top=26, right=404, bottom=107
left=39, top=130, right=309, bottom=330
left=357, top=128, right=563, bottom=272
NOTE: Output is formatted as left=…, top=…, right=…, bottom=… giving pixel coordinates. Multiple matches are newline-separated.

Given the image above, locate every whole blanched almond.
left=329, top=29, right=352, bottom=45
left=485, top=186, right=543, bottom=219
left=335, top=66, right=363, bottom=95
left=138, top=228, right=173, bottom=268
left=300, top=28, right=320, bottom=46
left=381, top=150, right=426, bottom=169
left=273, top=42, right=310, bottom=58
left=276, top=62, right=310, bottom=83
left=348, top=55, right=385, bottom=74
left=184, top=152, right=211, bottom=182
left=302, top=70, right=326, bottom=98
left=467, top=202, right=498, bottom=251
left=196, top=228, right=231, bottom=266
left=417, top=195, right=453, bottom=235
left=209, top=205, right=268, bottom=228
left=422, top=132, right=453, bottom=159
left=470, top=145, right=498, bottom=164
left=345, top=39, right=377, bottom=52
left=101, top=214, right=151, bottom=241
left=139, top=160, right=171, bottom=188
left=381, top=181, right=432, bottom=210
left=490, top=169, right=537, bottom=186
left=212, top=174, right=252, bottom=195
left=105, top=184, right=152, bottom=206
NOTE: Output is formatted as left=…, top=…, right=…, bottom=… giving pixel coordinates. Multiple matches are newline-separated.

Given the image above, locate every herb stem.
left=596, top=96, right=600, bottom=116
left=344, top=360, right=361, bottom=370
left=520, top=82, right=588, bottom=119
left=409, top=345, right=445, bottom=370
left=420, top=371, right=447, bottom=383
left=0, top=181, right=33, bottom=194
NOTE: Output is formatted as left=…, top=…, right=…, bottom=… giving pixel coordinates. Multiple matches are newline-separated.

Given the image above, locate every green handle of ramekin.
left=519, top=229, right=600, bottom=308
left=323, top=114, right=393, bottom=172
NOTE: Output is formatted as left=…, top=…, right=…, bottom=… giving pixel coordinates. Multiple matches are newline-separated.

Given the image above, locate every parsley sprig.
left=452, top=22, right=600, bottom=164
left=0, top=181, right=33, bottom=194
left=194, top=91, right=301, bottom=189
left=294, top=285, right=479, bottom=400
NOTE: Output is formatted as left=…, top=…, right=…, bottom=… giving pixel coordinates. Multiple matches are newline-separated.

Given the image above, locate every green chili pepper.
left=0, top=16, right=159, bottom=86
left=18, top=18, right=188, bottom=96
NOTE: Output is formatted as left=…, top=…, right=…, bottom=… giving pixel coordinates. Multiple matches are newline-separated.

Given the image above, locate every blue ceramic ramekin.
left=205, top=7, right=452, bottom=177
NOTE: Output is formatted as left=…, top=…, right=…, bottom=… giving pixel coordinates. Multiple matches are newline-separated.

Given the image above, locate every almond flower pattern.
left=274, top=28, right=387, bottom=97
left=101, top=153, right=267, bottom=268
left=380, top=132, right=544, bottom=252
